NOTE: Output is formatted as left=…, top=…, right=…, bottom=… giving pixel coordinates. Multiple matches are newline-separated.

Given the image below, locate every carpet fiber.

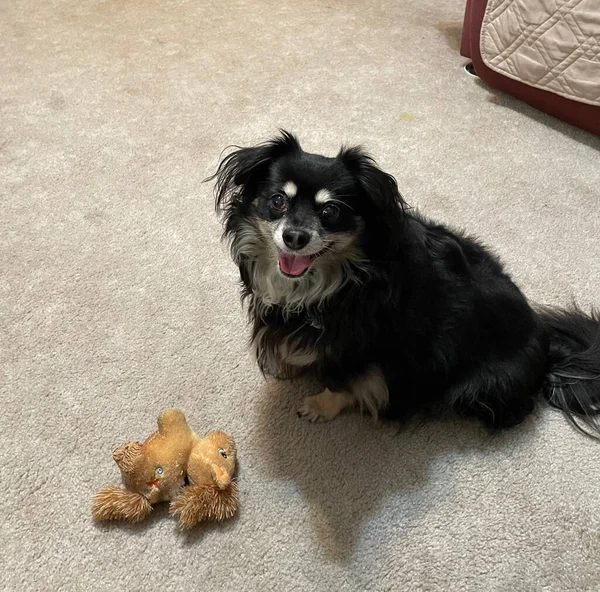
left=2, top=0, right=600, bottom=590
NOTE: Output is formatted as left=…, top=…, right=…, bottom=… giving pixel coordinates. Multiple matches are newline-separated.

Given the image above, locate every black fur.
left=210, top=131, right=600, bottom=438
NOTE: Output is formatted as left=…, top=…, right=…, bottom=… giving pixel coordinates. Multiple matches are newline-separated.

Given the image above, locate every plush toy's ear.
left=157, top=408, right=190, bottom=437
left=210, top=130, right=301, bottom=214
left=91, top=485, right=153, bottom=523
left=210, top=464, right=231, bottom=490
left=112, top=441, right=143, bottom=474
left=170, top=482, right=239, bottom=529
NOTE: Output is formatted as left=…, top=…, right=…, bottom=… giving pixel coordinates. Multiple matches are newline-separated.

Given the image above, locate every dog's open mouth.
left=278, top=251, right=320, bottom=278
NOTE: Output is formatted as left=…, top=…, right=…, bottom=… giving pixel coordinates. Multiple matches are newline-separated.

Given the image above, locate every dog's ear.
left=337, top=146, right=407, bottom=219
left=210, top=130, right=301, bottom=214
left=337, top=146, right=407, bottom=253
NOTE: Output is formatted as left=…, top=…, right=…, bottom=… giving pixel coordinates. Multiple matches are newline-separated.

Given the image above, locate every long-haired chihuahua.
left=211, top=131, right=600, bottom=437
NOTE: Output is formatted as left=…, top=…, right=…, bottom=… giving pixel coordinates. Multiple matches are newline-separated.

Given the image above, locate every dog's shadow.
left=252, top=375, right=539, bottom=561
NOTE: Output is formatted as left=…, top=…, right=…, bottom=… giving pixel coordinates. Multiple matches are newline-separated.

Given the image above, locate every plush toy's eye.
left=218, top=448, right=228, bottom=459
left=155, top=466, right=164, bottom=475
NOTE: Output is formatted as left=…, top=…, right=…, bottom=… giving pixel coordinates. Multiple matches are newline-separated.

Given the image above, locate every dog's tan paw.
left=297, top=389, right=351, bottom=423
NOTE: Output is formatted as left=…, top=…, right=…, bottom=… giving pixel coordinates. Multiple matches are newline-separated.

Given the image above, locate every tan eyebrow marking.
left=315, top=189, right=331, bottom=205
left=283, top=181, right=297, bottom=198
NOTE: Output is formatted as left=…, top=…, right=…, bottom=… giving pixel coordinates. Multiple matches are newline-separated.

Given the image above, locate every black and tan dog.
left=211, top=131, right=600, bottom=437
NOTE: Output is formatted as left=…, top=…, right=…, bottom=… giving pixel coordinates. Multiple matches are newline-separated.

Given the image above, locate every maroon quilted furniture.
left=460, top=0, right=600, bottom=136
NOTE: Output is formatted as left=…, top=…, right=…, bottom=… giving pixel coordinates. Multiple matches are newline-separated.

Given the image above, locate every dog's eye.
left=320, top=204, right=340, bottom=223
left=155, top=466, right=164, bottom=475
left=270, top=194, right=286, bottom=212
left=219, top=448, right=228, bottom=459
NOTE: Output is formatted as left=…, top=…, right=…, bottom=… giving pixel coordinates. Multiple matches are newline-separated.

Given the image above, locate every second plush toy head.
left=169, top=429, right=238, bottom=529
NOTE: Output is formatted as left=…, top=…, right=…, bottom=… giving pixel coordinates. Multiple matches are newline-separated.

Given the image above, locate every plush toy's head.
left=170, top=431, right=239, bottom=529
left=92, top=409, right=195, bottom=522
left=113, top=409, right=194, bottom=503
left=187, top=430, right=237, bottom=489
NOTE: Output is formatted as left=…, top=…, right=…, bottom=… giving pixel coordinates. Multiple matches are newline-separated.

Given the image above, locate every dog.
left=210, top=131, right=600, bottom=437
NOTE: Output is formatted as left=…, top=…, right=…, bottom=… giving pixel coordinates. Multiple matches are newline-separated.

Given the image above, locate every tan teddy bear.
left=91, top=409, right=238, bottom=529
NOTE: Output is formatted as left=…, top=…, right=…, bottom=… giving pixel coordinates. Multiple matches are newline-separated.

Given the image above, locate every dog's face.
left=251, top=151, right=364, bottom=278
left=211, top=132, right=406, bottom=308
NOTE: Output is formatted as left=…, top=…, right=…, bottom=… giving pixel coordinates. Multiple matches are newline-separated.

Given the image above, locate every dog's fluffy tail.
left=539, top=305, right=600, bottom=438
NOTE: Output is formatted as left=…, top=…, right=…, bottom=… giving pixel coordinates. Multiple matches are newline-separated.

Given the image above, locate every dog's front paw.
left=297, top=389, right=350, bottom=423
left=298, top=395, right=331, bottom=423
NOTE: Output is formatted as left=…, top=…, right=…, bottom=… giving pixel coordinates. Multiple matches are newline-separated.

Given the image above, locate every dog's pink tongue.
left=278, top=252, right=311, bottom=276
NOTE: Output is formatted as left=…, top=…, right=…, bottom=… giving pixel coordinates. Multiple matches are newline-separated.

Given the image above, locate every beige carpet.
left=2, top=0, right=600, bottom=590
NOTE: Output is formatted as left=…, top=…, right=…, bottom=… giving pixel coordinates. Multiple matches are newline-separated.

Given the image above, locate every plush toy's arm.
left=169, top=482, right=239, bottom=529
left=91, top=485, right=153, bottom=523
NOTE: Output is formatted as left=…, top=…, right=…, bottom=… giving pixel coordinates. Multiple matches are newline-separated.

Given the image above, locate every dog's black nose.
left=283, top=228, right=311, bottom=250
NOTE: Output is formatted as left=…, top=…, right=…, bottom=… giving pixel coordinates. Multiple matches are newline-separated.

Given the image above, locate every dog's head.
left=211, top=131, right=407, bottom=307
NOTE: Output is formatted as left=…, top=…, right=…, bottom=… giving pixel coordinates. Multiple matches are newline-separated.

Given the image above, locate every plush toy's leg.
left=91, top=485, right=153, bottom=523
left=170, top=483, right=239, bottom=530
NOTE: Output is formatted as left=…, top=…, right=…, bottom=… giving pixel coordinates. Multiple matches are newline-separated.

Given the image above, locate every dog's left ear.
left=210, top=130, right=301, bottom=214
left=337, top=146, right=407, bottom=251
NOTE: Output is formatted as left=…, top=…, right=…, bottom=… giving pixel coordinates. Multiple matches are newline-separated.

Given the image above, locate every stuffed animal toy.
left=170, top=429, right=238, bottom=529
left=91, top=409, right=238, bottom=529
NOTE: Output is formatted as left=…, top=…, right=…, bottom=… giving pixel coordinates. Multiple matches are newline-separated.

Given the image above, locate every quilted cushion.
left=480, top=0, right=600, bottom=106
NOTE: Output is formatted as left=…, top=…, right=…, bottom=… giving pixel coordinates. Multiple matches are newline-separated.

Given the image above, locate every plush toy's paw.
left=170, top=483, right=239, bottom=530
left=297, top=389, right=351, bottom=423
left=91, top=485, right=153, bottom=523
